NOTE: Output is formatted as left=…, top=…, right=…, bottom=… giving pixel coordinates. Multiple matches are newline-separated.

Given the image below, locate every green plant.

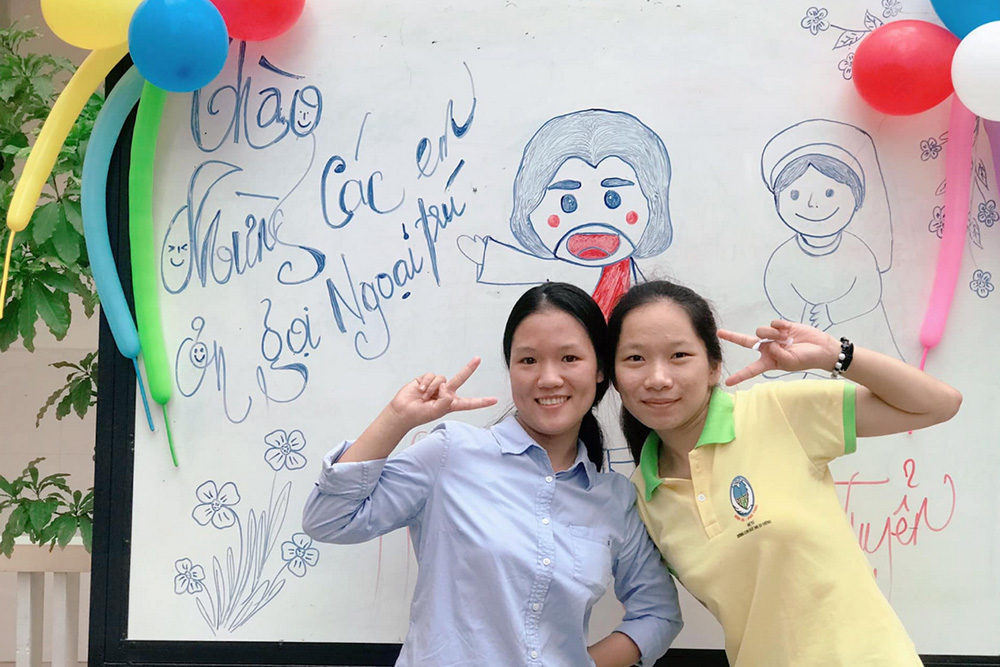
left=0, top=24, right=101, bottom=353
left=35, top=350, right=98, bottom=426
left=0, top=457, right=93, bottom=557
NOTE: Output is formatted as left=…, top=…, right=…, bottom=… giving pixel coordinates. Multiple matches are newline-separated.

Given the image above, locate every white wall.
left=0, top=2, right=95, bottom=662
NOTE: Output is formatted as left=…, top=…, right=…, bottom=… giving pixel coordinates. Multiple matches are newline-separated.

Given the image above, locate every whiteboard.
left=121, top=0, right=1000, bottom=658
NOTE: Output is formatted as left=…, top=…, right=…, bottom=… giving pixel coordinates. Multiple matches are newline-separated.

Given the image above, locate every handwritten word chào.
left=324, top=195, right=467, bottom=361
left=191, top=42, right=322, bottom=152
left=836, top=458, right=956, bottom=594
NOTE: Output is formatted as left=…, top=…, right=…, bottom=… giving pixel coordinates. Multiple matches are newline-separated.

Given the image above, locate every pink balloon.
left=918, top=96, right=975, bottom=367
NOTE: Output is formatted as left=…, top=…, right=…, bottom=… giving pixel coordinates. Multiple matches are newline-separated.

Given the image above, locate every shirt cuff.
left=315, top=441, right=387, bottom=500
left=615, top=616, right=678, bottom=665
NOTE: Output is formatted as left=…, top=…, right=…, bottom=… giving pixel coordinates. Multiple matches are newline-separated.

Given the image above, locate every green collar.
left=639, top=388, right=736, bottom=501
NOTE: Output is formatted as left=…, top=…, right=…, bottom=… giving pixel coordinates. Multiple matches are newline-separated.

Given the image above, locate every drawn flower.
left=192, top=481, right=241, bottom=529
left=978, top=200, right=998, bottom=227
left=928, top=206, right=944, bottom=238
left=281, top=533, right=320, bottom=577
left=801, top=7, right=830, bottom=35
left=920, top=137, right=942, bottom=161
left=174, top=558, right=206, bottom=594
left=264, top=429, right=308, bottom=471
left=881, top=0, right=902, bottom=19
left=970, top=269, right=994, bottom=298
left=838, top=52, right=854, bottom=80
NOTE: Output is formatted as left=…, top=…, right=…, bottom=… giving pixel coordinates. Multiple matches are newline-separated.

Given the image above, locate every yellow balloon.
left=41, top=0, right=142, bottom=50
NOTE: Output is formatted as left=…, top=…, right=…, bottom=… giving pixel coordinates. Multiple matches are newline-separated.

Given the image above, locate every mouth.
left=170, top=258, right=185, bottom=267
left=566, top=232, right=621, bottom=260
left=795, top=207, right=840, bottom=222
left=536, top=396, right=570, bottom=407
left=297, top=120, right=312, bottom=129
left=643, top=397, right=679, bottom=407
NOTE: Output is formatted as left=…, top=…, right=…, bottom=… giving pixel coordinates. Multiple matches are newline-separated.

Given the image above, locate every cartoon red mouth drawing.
left=567, top=233, right=621, bottom=260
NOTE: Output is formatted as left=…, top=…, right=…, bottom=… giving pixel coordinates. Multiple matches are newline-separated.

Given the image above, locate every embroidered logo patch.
left=730, top=475, right=755, bottom=517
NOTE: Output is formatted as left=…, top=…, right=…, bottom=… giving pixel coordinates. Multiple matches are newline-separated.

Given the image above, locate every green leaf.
left=54, top=514, right=77, bottom=548
left=27, top=281, right=70, bottom=340
left=27, top=499, right=52, bottom=532
left=35, top=383, right=66, bottom=427
left=55, top=392, right=73, bottom=420
left=31, top=202, right=60, bottom=244
left=0, top=299, right=20, bottom=351
left=63, top=200, right=83, bottom=234
left=50, top=212, right=80, bottom=265
left=1, top=529, right=15, bottom=557
left=8, top=505, right=26, bottom=534
left=0, top=78, right=18, bottom=102
left=69, top=378, right=92, bottom=419
left=29, top=76, right=52, bottom=103
left=17, top=287, right=38, bottom=352
left=0, top=475, right=13, bottom=496
left=78, top=515, right=92, bottom=552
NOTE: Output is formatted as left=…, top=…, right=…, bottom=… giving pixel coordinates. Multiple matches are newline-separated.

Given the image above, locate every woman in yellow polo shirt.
left=606, top=279, right=962, bottom=666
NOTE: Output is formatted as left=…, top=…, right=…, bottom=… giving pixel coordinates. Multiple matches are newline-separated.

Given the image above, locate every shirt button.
left=532, top=602, right=541, bottom=611
left=697, top=493, right=706, bottom=502
left=542, top=557, right=551, bottom=566
left=541, top=518, right=550, bottom=525
left=531, top=650, right=538, bottom=659
left=545, top=475, right=553, bottom=483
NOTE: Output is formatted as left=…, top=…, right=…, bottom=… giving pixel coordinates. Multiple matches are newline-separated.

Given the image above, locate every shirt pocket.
left=569, top=525, right=613, bottom=597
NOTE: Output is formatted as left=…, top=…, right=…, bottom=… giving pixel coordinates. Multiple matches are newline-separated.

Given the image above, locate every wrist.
left=377, top=405, right=419, bottom=440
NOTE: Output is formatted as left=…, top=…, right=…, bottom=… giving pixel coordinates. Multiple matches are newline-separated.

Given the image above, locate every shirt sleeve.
left=611, top=483, right=683, bottom=663
left=764, top=380, right=857, bottom=468
left=301, top=423, right=451, bottom=544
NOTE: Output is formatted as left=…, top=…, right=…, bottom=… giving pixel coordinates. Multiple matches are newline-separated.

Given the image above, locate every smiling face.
left=508, top=308, right=603, bottom=449
left=776, top=165, right=858, bottom=238
left=614, top=300, right=720, bottom=438
left=528, top=157, right=650, bottom=266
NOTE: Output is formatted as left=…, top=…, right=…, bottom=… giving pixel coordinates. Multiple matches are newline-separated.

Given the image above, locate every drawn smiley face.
left=777, top=166, right=857, bottom=238
left=190, top=342, right=209, bottom=369
left=291, top=86, right=322, bottom=137
left=167, top=243, right=189, bottom=268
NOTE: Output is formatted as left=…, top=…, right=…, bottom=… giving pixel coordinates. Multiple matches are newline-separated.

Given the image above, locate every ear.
left=597, top=368, right=605, bottom=384
left=709, top=361, right=722, bottom=387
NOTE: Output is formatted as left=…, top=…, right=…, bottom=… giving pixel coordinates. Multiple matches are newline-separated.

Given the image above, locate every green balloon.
left=129, top=82, right=172, bottom=407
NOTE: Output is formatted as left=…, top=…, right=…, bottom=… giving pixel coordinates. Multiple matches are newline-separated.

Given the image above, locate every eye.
left=180, top=244, right=189, bottom=251
left=520, top=357, right=536, bottom=365
left=563, top=354, right=579, bottom=363
left=825, top=189, right=835, bottom=198
left=672, top=352, right=690, bottom=360
left=789, top=190, right=800, bottom=201
left=624, top=354, right=643, bottom=362
left=168, top=245, right=176, bottom=252
left=604, top=190, right=621, bottom=209
left=561, top=194, right=578, bottom=214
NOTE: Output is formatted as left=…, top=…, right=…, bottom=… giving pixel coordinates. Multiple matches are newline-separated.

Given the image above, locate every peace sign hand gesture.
left=718, top=320, right=841, bottom=386
left=386, top=357, right=498, bottom=429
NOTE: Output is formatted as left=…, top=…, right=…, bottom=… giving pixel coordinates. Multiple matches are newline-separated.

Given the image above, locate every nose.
left=643, top=361, right=673, bottom=391
left=807, top=191, right=819, bottom=208
left=537, top=361, right=564, bottom=388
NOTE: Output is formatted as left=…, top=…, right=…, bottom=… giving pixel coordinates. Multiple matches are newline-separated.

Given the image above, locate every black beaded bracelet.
left=830, top=337, right=854, bottom=378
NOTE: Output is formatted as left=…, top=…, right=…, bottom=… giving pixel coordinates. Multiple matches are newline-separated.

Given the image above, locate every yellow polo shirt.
left=632, top=380, right=921, bottom=666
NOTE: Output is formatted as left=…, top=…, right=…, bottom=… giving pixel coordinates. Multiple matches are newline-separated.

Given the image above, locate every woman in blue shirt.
left=303, top=283, right=682, bottom=667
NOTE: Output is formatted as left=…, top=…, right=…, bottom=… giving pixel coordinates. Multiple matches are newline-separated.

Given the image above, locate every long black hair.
left=502, top=282, right=610, bottom=471
left=606, top=280, right=723, bottom=465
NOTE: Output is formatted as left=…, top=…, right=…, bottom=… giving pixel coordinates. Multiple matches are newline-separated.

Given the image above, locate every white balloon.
left=953, top=21, right=1000, bottom=121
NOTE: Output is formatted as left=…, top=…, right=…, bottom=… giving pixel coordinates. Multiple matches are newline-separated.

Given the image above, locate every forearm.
left=841, top=346, right=960, bottom=416
left=338, top=406, right=415, bottom=463
left=588, top=632, right=641, bottom=667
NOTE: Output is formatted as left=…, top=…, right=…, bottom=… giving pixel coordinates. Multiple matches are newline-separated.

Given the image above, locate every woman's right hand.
left=385, top=357, right=498, bottom=430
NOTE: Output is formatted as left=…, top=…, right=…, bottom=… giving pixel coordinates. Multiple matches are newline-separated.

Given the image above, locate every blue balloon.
left=80, top=65, right=155, bottom=431
left=930, top=0, right=1000, bottom=39
left=128, top=0, right=229, bottom=93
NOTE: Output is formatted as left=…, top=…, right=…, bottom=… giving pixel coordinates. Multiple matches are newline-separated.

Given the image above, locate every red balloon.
left=209, top=0, right=306, bottom=41
left=852, top=20, right=960, bottom=116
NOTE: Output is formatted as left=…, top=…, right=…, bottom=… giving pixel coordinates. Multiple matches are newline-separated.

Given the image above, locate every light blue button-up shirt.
left=302, top=416, right=682, bottom=666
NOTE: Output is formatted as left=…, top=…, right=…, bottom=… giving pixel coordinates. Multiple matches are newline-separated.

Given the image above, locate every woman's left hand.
left=718, top=320, right=840, bottom=386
